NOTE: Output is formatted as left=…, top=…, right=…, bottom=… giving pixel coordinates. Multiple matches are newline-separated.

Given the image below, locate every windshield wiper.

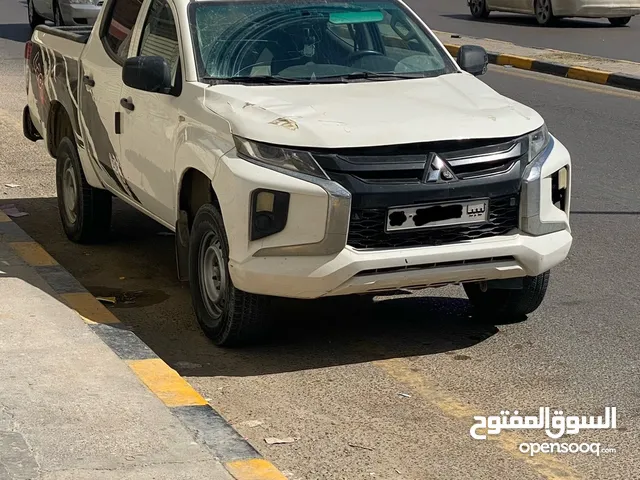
left=314, top=71, right=426, bottom=83
left=203, top=75, right=304, bottom=85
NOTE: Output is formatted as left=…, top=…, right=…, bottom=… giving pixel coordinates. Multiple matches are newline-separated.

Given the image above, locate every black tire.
left=27, top=0, right=45, bottom=29
left=464, top=271, right=550, bottom=319
left=53, top=0, right=64, bottom=26
left=534, top=0, right=556, bottom=25
left=56, top=137, right=112, bottom=244
left=469, top=0, right=490, bottom=19
left=188, top=203, right=270, bottom=346
left=608, top=16, right=631, bottom=26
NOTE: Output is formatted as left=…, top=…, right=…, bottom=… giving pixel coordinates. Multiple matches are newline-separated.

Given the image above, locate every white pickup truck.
left=23, top=0, right=572, bottom=346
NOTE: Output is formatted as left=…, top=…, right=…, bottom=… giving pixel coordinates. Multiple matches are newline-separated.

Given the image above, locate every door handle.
left=82, top=75, right=95, bottom=87
left=120, top=98, right=135, bottom=112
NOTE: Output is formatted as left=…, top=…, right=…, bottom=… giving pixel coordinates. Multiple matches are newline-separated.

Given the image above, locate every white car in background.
left=468, top=0, right=640, bottom=26
left=28, top=0, right=103, bottom=29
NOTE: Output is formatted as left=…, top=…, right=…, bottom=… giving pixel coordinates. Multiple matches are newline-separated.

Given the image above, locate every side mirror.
left=122, top=55, right=172, bottom=94
left=456, top=45, right=488, bottom=76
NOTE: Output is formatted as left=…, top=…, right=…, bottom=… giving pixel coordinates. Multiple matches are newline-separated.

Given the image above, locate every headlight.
left=527, top=124, right=550, bottom=163
left=234, top=137, right=328, bottom=179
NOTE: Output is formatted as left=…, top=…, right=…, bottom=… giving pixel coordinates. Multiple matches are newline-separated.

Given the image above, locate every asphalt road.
left=1, top=1, right=640, bottom=479
left=406, top=0, right=640, bottom=62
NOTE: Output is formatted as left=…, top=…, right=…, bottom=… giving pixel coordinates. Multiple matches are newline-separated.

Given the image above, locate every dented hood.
left=203, top=72, right=544, bottom=148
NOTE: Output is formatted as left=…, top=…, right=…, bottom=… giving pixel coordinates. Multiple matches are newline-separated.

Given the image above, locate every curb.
left=442, top=44, right=640, bottom=92
left=0, top=209, right=288, bottom=480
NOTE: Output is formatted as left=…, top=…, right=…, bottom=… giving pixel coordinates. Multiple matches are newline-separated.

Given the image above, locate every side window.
left=138, top=0, right=181, bottom=86
left=103, top=0, right=144, bottom=62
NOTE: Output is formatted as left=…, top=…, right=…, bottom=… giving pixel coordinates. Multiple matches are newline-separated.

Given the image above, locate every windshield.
left=189, top=0, right=457, bottom=83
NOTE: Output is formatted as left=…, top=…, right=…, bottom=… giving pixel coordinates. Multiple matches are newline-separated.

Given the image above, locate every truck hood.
left=203, top=72, right=544, bottom=148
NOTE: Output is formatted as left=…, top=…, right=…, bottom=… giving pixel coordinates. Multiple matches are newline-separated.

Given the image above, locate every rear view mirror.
left=122, top=55, right=172, bottom=94
left=456, top=45, right=488, bottom=76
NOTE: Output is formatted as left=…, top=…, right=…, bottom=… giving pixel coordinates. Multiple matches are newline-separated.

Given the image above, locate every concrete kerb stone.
left=1, top=214, right=288, bottom=480
left=436, top=33, right=640, bottom=92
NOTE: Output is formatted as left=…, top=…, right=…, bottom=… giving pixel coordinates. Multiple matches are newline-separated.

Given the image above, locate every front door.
left=118, top=0, right=182, bottom=225
left=79, top=0, right=145, bottom=204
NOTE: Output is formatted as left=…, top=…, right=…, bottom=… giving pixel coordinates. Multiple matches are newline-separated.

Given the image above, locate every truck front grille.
left=347, top=195, right=519, bottom=250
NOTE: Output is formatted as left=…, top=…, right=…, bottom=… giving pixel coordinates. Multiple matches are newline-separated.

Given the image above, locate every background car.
left=28, top=0, right=103, bottom=29
left=468, top=0, right=640, bottom=26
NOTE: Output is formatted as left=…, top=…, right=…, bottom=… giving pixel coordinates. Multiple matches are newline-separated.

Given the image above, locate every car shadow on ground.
left=6, top=196, right=529, bottom=377
left=0, top=23, right=32, bottom=43
left=441, top=13, right=618, bottom=29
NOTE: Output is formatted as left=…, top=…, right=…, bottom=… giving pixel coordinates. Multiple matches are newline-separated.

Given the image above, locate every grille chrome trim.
left=444, top=140, right=524, bottom=167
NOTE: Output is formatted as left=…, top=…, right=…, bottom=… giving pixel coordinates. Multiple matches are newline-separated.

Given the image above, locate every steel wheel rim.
left=62, top=158, right=78, bottom=225
left=198, top=231, right=227, bottom=322
left=536, top=0, right=551, bottom=22
left=470, top=0, right=484, bottom=15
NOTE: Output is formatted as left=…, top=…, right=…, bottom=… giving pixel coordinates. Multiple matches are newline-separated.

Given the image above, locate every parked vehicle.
left=27, top=0, right=103, bottom=29
left=23, top=0, right=572, bottom=346
left=468, top=0, right=640, bottom=26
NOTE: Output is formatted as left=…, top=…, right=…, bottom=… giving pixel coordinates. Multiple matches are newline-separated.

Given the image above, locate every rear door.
left=78, top=0, right=144, bottom=203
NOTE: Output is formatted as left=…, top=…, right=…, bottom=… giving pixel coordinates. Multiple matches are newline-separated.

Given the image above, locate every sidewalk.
left=0, top=210, right=285, bottom=480
left=433, top=30, right=640, bottom=91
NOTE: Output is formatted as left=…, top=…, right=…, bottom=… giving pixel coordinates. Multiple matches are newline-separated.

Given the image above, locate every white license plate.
left=386, top=199, right=489, bottom=232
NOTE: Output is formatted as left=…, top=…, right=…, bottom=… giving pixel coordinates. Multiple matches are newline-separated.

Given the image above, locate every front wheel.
left=188, top=203, right=270, bottom=346
left=469, top=0, right=490, bottom=19
left=56, top=137, right=112, bottom=244
left=53, top=0, right=64, bottom=26
left=608, top=16, right=631, bottom=26
left=27, top=0, right=45, bottom=29
left=464, top=271, right=550, bottom=319
left=534, top=0, right=556, bottom=25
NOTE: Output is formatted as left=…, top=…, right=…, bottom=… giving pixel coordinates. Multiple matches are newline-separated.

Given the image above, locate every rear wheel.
left=27, top=0, right=45, bottom=29
left=534, top=0, right=556, bottom=25
left=464, top=271, right=550, bottom=319
left=188, top=203, right=270, bottom=346
left=56, top=137, right=112, bottom=244
left=469, top=0, right=490, bottom=19
left=608, top=16, right=631, bottom=26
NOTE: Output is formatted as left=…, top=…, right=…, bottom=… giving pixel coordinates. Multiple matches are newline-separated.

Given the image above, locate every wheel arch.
left=46, top=100, right=74, bottom=157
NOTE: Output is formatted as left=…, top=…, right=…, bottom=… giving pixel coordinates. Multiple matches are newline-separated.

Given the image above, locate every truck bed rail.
left=34, top=25, right=92, bottom=44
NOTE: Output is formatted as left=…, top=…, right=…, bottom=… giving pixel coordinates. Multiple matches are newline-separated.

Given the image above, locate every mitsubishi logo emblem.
left=423, top=153, right=458, bottom=183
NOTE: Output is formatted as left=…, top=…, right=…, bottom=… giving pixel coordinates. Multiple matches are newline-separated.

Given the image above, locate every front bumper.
left=212, top=135, right=572, bottom=299
left=61, top=3, right=101, bottom=26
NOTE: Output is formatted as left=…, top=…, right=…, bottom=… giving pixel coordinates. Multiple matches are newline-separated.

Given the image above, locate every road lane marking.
left=375, top=358, right=583, bottom=480
left=491, top=66, right=640, bottom=100
left=9, top=241, right=58, bottom=266
left=0, top=211, right=10, bottom=222
left=60, top=292, right=121, bottom=325
left=127, top=358, right=209, bottom=408
left=225, top=459, right=289, bottom=480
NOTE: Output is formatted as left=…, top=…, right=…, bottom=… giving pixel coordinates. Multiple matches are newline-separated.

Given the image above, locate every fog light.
left=250, top=189, right=290, bottom=241
left=551, top=167, right=568, bottom=212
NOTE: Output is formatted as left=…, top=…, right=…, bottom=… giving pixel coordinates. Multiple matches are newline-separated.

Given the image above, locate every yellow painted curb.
left=225, top=459, right=289, bottom=480
left=127, top=358, right=209, bottom=407
left=9, top=241, right=58, bottom=266
left=0, top=211, right=10, bottom=222
left=567, top=66, right=610, bottom=85
left=497, top=54, right=534, bottom=70
left=60, top=292, right=121, bottom=325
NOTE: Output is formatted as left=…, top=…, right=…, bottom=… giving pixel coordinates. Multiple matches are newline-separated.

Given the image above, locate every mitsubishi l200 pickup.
left=23, top=0, right=572, bottom=346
